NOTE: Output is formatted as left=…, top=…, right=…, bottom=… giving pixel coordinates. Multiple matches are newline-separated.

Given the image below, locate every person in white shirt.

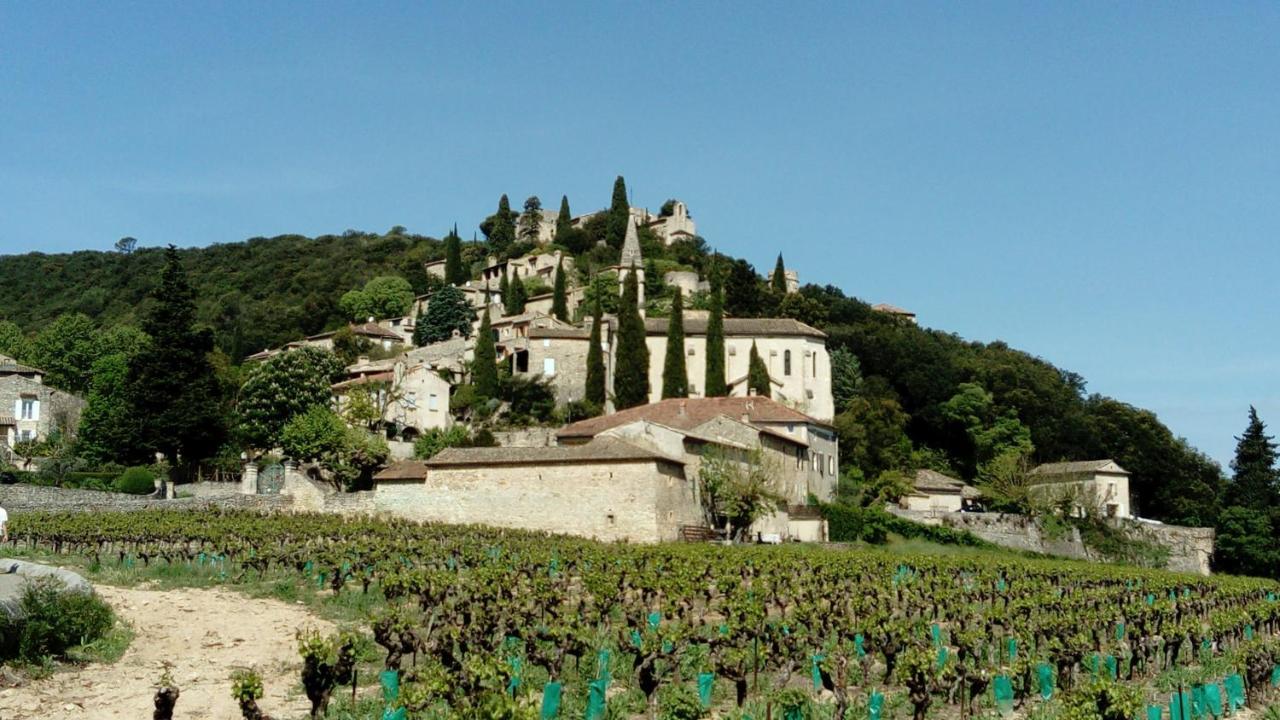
left=0, top=505, right=8, bottom=542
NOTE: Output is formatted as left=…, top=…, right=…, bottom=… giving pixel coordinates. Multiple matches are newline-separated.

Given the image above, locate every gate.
left=257, top=462, right=285, bottom=495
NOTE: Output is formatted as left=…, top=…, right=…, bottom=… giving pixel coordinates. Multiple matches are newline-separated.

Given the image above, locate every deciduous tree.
left=338, top=276, right=414, bottom=321
left=235, top=346, right=345, bottom=452
left=76, top=353, right=149, bottom=465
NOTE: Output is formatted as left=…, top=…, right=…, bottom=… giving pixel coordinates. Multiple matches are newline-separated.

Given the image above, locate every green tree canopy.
left=747, top=341, right=771, bottom=397
left=831, top=346, right=862, bottom=412
left=584, top=297, right=606, bottom=410
left=504, top=270, right=527, bottom=316
left=443, top=226, right=467, bottom=286
left=414, top=284, right=475, bottom=346
left=605, top=176, right=629, bottom=249
left=613, top=267, right=649, bottom=410
left=338, top=276, right=414, bottom=321
left=555, top=195, right=572, bottom=240
left=519, top=196, right=543, bottom=244
left=128, top=245, right=227, bottom=475
left=235, top=346, right=345, bottom=452
left=703, top=270, right=727, bottom=398
left=472, top=308, right=498, bottom=399
left=1229, top=406, right=1279, bottom=511
left=771, top=253, right=787, bottom=295
left=0, top=320, right=30, bottom=362
left=551, top=258, right=569, bottom=322
left=481, top=194, right=517, bottom=255
left=661, top=291, right=688, bottom=399
left=28, top=313, right=100, bottom=394
left=76, top=353, right=149, bottom=466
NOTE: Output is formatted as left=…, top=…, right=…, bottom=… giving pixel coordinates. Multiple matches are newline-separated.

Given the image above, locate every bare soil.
left=0, top=584, right=333, bottom=719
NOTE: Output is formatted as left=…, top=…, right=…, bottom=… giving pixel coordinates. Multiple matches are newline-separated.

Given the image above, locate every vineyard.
left=9, top=509, right=1280, bottom=720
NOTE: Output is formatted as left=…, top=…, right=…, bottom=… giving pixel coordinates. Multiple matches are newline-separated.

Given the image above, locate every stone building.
left=373, top=437, right=700, bottom=542
left=1029, top=459, right=1132, bottom=519
left=479, top=250, right=574, bottom=290
left=245, top=322, right=404, bottom=362
left=570, top=201, right=697, bottom=246
left=871, top=303, right=917, bottom=324
left=900, top=469, right=980, bottom=513
left=0, top=357, right=85, bottom=447
left=332, top=354, right=454, bottom=439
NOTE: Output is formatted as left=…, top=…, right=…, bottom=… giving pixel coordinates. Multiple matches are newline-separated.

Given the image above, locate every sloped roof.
left=422, top=437, right=681, bottom=468
left=643, top=317, right=826, bottom=339
left=558, top=396, right=825, bottom=440
left=911, top=469, right=981, bottom=499
left=308, top=322, right=402, bottom=342
left=0, top=360, right=43, bottom=375
left=332, top=371, right=394, bottom=392
left=872, top=303, right=915, bottom=316
left=528, top=326, right=591, bottom=340
left=375, top=459, right=431, bottom=481
left=1030, top=460, right=1128, bottom=477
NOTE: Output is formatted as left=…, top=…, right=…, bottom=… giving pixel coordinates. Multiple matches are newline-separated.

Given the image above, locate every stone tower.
left=618, top=216, right=645, bottom=309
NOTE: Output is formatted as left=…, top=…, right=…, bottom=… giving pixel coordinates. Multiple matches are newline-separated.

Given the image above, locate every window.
left=543, top=358, right=557, bottom=376
left=784, top=350, right=791, bottom=376
left=19, top=430, right=32, bottom=442
left=828, top=456, right=836, bottom=475
left=19, top=398, right=35, bottom=420
left=405, top=391, right=417, bottom=408
left=812, top=352, right=817, bottom=377
left=427, top=394, right=438, bottom=411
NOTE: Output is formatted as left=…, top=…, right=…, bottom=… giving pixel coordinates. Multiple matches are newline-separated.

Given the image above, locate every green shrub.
left=821, top=504, right=991, bottom=548
left=113, top=466, right=156, bottom=495
left=64, top=471, right=118, bottom=492
left=0, top=578, right=114, bottom=663
left=658, top=684, right=705, bottom=720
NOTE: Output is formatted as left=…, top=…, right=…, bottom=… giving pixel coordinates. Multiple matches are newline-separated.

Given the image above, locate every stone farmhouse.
left=375, top=396, right=834, bottom=543
left=1029, top=459, right=1133, bottom=518
left=0, top=356, right=84, bottom=448
left=899, top=469, right=980, bottom=513
left=245, top=321, right=404, bottom=362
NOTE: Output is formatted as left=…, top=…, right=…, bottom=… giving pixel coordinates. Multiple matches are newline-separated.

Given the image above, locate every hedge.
left=821, top=504, right=993, bottom=548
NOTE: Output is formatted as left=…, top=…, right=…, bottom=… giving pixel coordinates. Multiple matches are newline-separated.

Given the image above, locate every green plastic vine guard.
left=1191, top=685, right=1208, bottom=719
left=507, top=656, right=523, bottom=694
left=1036, top=663, right=1054, bottom=700
left=1105, top=654, right=1118, bottom=680
left=596, top=649, right=611, bottom=689
left=783, top=707, right=804, bottom=720
left=540, top=681, right=562, bottom=720
left=1202, top=683, right=1222, bottom=718
left=381, top=708, right=406, bottom=720
left=698, top=672, right=715, bottom=708
left=993, top=675, right=1014, bottom=714
left=1170, top=691, right=1190, bottom=720
left=936, top=646, right=948, bottom=670
left=1148, top=706, right=1163, bottom=720
left=811, top=654, right=824, bottom=690
left=647, top=612, right=661, bottom=629
left=585, top=679, right=607, bottom=720
left=930, top=624, right=941, bottom=646
left=855, top=634, right=866, bottom=658
left=631, top=630, right=642, bottom=648
left=380, top=670, right=399, bottom=702
left=868, top=691, right=884, bottom=720
left=1007, top=637, right=1017, bottom=661
left=1244, top=625, right=1254, bottom=641
left=1272, top=665, right=1280, bottom=687
left=1224, top=675, right=1246, bottom=711
left=1116, top=622, right=1126, bottom=640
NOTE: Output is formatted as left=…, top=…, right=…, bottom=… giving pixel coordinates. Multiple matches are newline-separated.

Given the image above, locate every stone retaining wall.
left=890, top=508, right=1214, bottom=575
left=0, top=484, right=286, bottom=513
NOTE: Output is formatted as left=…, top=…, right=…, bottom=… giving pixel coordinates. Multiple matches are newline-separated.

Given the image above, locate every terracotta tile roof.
left=643, top=317, right=825, bottom=339
left=1030, top=460, right=1127, bottom=477
left=558, top=396, right=825, bottom=440
left=419, top=437, right=681, bottom=469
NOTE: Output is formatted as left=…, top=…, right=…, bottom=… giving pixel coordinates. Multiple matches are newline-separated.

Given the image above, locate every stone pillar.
left=164, top=480, right=176, bottom=499
left=241, top=462, right=259, bottom=496
left=283, top=460, right=300, bottom=492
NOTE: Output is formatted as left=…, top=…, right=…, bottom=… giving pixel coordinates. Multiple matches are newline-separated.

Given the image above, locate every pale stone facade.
left=1028, top=459, right=1133, bottom=519
left=0, top=360, right=84, bottom=447
left=373, top=438, right=701, bottom=543
left=571, top=201, right=697, bottom=246
left=900, top=469, right=980, bottom=513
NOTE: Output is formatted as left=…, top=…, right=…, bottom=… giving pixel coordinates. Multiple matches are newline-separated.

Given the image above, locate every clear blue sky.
left=2, top=2, right=1278, bottom=467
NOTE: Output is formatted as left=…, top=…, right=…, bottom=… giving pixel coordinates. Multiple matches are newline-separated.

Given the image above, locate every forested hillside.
left=0, top=184, right=1263, bottom=572
left=0, top=229, right=449, bottom=360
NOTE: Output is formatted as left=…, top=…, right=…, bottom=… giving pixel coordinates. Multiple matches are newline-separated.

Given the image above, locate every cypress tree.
left=1230, top=406, right=1280, bottom=511
left=747, top=341, right=771, bottom=397
left=704, top=268, right=727, bottom=397
left=488, top=194, right=516, bottom=254
left=613, top=265, right=650, bottom=409
left=771, top=253, right=788, bottom=295
left=472, top=308, right=499, bottom=399
left=555, top=195, right=572, bottom=239
left=605, top=175, right=630, bottom=249
left=128, top=246, right=226, bottom=479
left=661, top=291, right=688, bottom=399
left=551, top=258, right=569, bottom=322
left=444, top=226, right=465, bottom=285
left=506, top=270, right=527, bottom=315
left=584, top=296, right=606, bottom=409
left=498, top=270, right=511, bottom=314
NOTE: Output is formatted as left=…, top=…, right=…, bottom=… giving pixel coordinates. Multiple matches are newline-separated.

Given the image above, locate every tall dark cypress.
left=555, top=195, right=572, bottom=240
left=444, top=225, right=465, bottom=285
left=771, top=253, right=788, bottom=295
left=605, top=176, right=630, bottom=249
left=584, top=296, right=606, bottom=408
left=472, top=308, right=499, bottom=399
left=1230, top=406, right=1280, bottom=511
left=613, top=265, right=650, bottom=409
left=551, top=258, right=569, bottom=322
left=661, top=291, right=688, bottom=399
left=498, top=270, right=511, bottom=314
left=506, top=269, right=527, bottom=315
left=489, top=194, right=516, bottom=254
left=704, top=267, right=727, bottom=397
left=747, top=341, right=771, bottom=397
left=128, top=246, right=226, bottom=479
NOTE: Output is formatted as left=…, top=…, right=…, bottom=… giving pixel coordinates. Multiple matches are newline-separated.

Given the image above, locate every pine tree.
left=551, top=258, right=569, bottom=322
left=747, top=341, right=771, bottom=397
left=414, top=284, right=475, bottom=346
left=519, top=196, right=543, bottom=244
left=472, top=308, right=499, bottom=399
left=555, top=195, right=572, bottom=240
left=771, top=253, right=788, bottom=295
left=444, top=226, right=466, bottom=285
left=605, top=176, right=630, bottom=249
left=128, top=245, right=226, bottom=479
left=613, top=265, right=650, bottom=409
left=661, top=291, right=688, bottom=399
left=1230, top=406, right=1280, bottom=511
left=704, top=267, right=727, bottom=397
left=584, top=296, right=606, bottom=409
left=505, top=270, right=527, bottom=315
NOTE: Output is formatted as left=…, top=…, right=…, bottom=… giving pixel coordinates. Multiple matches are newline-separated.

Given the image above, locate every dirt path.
left=0, top=584, right=333, bottom=719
